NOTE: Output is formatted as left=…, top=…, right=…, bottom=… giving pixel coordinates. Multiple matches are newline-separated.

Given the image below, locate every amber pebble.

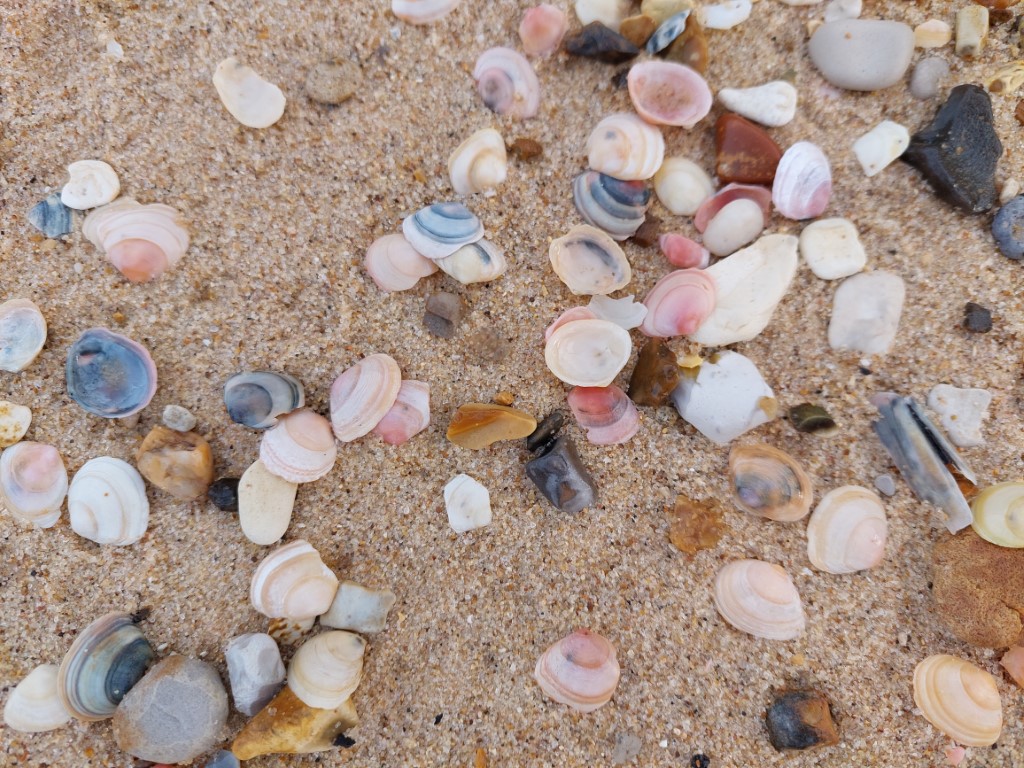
left=620, top=14, right=657, bottom=47
left=447, top=403, right=538, bottom=449
left=765, top=689, right=839, bottom=751
left=666, top=496, right=726, bottom=554
left=787, top=403, right=837, bottom=435
left=136, top=425, right=215, bottom=500
left=662, top=15, right=708, bottom=75
left=231, top=686, right=358, bottom=760
left=627, top=338, right=680, bottom=407
left=508, top=137, right=543, bottom=161
left=493, top=391, right=515, bottom=406
left=715, top=114, right=783, bottom=185
left=631, top=213, right=662, bottom=247
left=563, top=22, right=640, bottom=64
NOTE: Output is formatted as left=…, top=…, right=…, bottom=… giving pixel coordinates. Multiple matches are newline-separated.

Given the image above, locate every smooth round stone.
left=136, top=426, right=214, bottom=500
left=909, top=57, right=949, bottom=100
left=799, top=218, right=866, bottom=279
left=808, top=20, right=914, bottom=91
left=161, top=404, right=197, bottom=432
left=874, top=474, right=897, bottom=497
left=992, top=196, right=1024, bottom=260
left=714, top=113, right=781, bottom=185
left=702, top=198, right=764, bottom=257
left=238, top=459, right=297, bottom=545
left=305, top=58, right=361, bottom=105
left=827, top=271, right=905, bottom=355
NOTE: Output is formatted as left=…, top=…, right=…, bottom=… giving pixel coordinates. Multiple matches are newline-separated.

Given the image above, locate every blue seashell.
left=572, top=171, right=650, bottom=240
left=401, top=202, right=485, bottom=259
left=224, top=371, right=305, bottom=429
left=27, top=193, right=73, bottom=239
left=646, top=10, right=691, bottom=54
left=66, top=328, right=157, bottom=418
left=206, top=750, right=241, bottom=768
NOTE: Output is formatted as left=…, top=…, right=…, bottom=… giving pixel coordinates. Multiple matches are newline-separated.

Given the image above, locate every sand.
left=1, top=0, right=1023, bottom=765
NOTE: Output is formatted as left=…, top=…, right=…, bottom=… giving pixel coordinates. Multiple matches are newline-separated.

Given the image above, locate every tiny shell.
left=259, top=408, right=337, bottom=483
left=0, top=298, right=47, bottom=373
left=535, top=629, right=619, bottom=712
left=640, top=269, right=716, bottom=337
left=449, top=128, right=508, bottom=195
left=913, top=654, right=1002, bottom=747
left=224, top=371, right=305, bottom=429
left=392, top=0, right=461, bottom=24
left=83, top=198, right=190, bottom=282
left=627, top=60, right=713, bottom=128
left=372, top=380, right=431, bottom=446
left=238, top=459, right=298, bottom=546
left=806, top=485, right=887, bottom=573
left=693, top=183, right=772, bottom=233
left=713, top=559, right=805, bottom=640
left=473, top=48, right=540, bottom=120
left=0, top=442, right=67, bottom=528
left=659, top=233, right=710, bottom=269
left=3, top=664, right=70, bottom=733
left=772, top=141, right=832, bottom=220
left=729, top=444, right=813, bottom=522
left=545, top=318, right=632, bottom=387
left=444, top=473, right=492, bottom=533
left=519, top=5, right=569, bottom=56
left=0, top=400, right=31, bottom=447
left=136, top=425, right=215, bottom=500
left=250, top=539, right=340, bottom=621
left=68, top=457, right=149, bottom=546
left=61, top=160, right=120, bottom=210
left=572, top=172, right=649, bottom=241
left=586, top=113, right=665, bottom=181
left=435, top=239, right=508, bottom=284
left=66, top=328, right=157, bottom=418
left=213, top=57, right=286, bottom=129
left=549, top=224, right=632, bottom=295
left=971, top=481, right=1024, bottom=548
left=717, top=81, right=798, bottom=128
left=545, top=307, right=598, bottom=341
left=329, top=354, right=403, bottom=442
left=365, top=233, right=439, bottom=292
left=320, top=581, right=397, bottom=634
left=403, top=202, right=484, bottom=260
left=587, top=294, right=648, bottom=330
left=568, top=385, right=640, bottom=445
left=287, top=631, right=365, bottom=710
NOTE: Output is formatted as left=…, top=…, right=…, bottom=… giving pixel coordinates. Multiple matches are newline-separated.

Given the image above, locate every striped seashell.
left=259, top=408, right=337, bottom=483
left=572, top=171, right=649, bottom=241
left=448, top=128, right=508, bottom=195
left=914, top=654, right=1002, bottom=747
left=473, top=47, right=541, bottom=120
left=0, top=298, right=47, bottom=373
left=534, top=629, right=620, bottom=712
left=549, top=224, right=632, bottom=295
left=250, top=539, right=340, bottom=621
left=402, top=202, right=484, bottom=260
left=3, top=664, right=70, bottom=733
left=519, top=4, right=569, bottom=56
left=392, top=0, right=461, bottom=24
left=545, top=318, right=632, bottom=387
left=772, top=141, right=832, bottom=220
left=628, top=59, right=713, bottom=129
left=807, top=485, right=887, bottom=573
left=659, top=233, right=710, bottom=269
left=329, top=353, right=403, bottom=442
left=544, top=307, right=599, bottom=341
left=653, top=157, right=714, bottom=216
left=224, top=371, right=305, bottom=429
left=65, top=328, right=157, bottom=419
left=61, top=160, right=120, bottom=210
left=372, top=380, right=431, bottom=446
left=365, top=233, right=438, bottom=293
left=587, top=294, right=648, bottom=330
left=68, top=457, right=149, bottom=546
left=568, top=385, right=640, bottom=445
left=287, top=631, right=365, bottom=710
left=0, top=441, right=67, bottom=528
left=83, top=198, right=190, bottom=282
left=586, top=113, right=665, bottom=181
left=694, top=183, right=772, bottom=232
left=729, top=444, right=813, bottom=522
left=435, top=239, right=508, bottom=284
left=213, top=57, right=286, bottom=129
left=713, top=559, right=805, bottom=640
left=640, top=269, right=717, bottom=337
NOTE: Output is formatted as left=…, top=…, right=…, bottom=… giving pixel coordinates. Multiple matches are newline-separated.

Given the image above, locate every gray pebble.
left=305, top=58, right=361, bottom=105
left=808, top=20, right=914, bottom=91
left=910, top=57, right=949, bottom=100
left=992, top=195, right=1024, bottom=260
left=612, top=732, right=642, bottom=764
left=225, top=632, right=286, bottom=716
left=424, top=292, right=465, bottom=338
left=874, top=474, right=897, bottom=497
left=27, top=193, right=73, bottom=238
left=162, top=404, right=197, bottom=432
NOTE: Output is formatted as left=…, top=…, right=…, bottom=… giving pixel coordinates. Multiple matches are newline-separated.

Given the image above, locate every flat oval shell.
left=806, top=485, right=887, bottom=573
left=238, top=459, right=298, bottom=546
left=627, top=60, right=713, bottom=128
left=213, top=57, right=286, bottom=129
left=66, top=328, right=157, bottom=418
left=3, top=664, right=70, bottom=733
left=913, top=654, right=1002, bottom=747
left=972, top=481, right=1024, bottom=548
left=544, top=318, right=632, bottom=387
left=0, top=441, right=67, bottom=528
left=259, top=408, right=337, bottom=484
left=83, top=198, right=190, bottom=282
left=713, top=559, right=805, bottom=640
left=549, top=224, right=632, bottom=295
left=68, top=457, right=149, bottom=546
left=329, top=354, right=403, bottom=442
left=365, top=233, right=438, bottom=292
left=0, top=298, right=47, bottom=373
left=568, top=385, right=640, bottom=445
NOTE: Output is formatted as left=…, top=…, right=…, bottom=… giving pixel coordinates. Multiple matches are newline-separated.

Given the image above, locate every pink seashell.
left=473, top=48, right=540, bottom=120
left=544, top=307, right=597, bottom=341
left=772, top=141, right=832, bottom=220
left=627, top=61, right=713, bottom=129
left=534, top=629, right=620, bottom=713
left=640, top=269, right=716, bottom=338
left=568, top=386, right=640, bottom=445
left=519, top=4, right=568, bottom=57
left=365, top=234, right=438, bottom=292
left=83, top=198, right=189, bottom=283
left=372, top=380, right=430, bottom=446
left=944, top=744, right=967, bottom=767
left=330, top=354, right=403, bottom=442
left=259, top=408, right=337, bottom=484
left=694, top=183, right=772, bottom=233
left=659, top=233, right=710, bottom=269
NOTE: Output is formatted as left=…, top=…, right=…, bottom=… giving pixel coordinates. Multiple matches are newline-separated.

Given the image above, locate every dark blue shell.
left=573, top=171, right=649, bottom=240
left=27, top=193, right=73, bottom=239
left=66, top=328, right=157, bottom=418
left=992, top=195, right=1024, bottom=261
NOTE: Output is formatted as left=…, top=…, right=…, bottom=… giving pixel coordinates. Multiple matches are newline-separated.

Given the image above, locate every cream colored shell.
left=3, top=664, right=71, bottom=733
left=258, top=408, right=337, bottom=484
left=806, top=486, right=887, bottom=573
left=534, top=629, right=620, bottom=712
left=287, top=630, right=365, bottom=709
left=68, top=457, right=149, bottom=546
left=250, top=539, right=339, bottom=620
left=586, top=113, right=665, bottom=181
left=0, top=441, right=67, bottom=528
left=392, top=0, right=461, bottom=24
left=213, top=57, right=286, bottom=128
left=971, top=481, right=1024, bottom=548
left=448, top=128, right=508, bottom=195
left=713, top=559, right=805, bottom=640
left=549, top=225, right=632, bottom=296
left=544, top=318, right=632, bottom=388
left=83, top=198, right=190, bottom=282
left=913, top=654, right=1002, bottom=747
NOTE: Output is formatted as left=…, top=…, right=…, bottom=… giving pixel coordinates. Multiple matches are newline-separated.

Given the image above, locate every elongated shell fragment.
left=587, top=113, right=665, bottom=181
left=403, top=202, right=484, bottom=260
left=365, top=233, right=438, bottom=292
left=66, top=328, right=157, bottom=418
left=545, top=318, right=632, bottom=388
left=473, top=47, right=540, bottom=120
left=83, top=198, right=190, bottom=282
left=287, top=631, right=365, bottom=710
left=260, top=408, right=337, bottom=483
left=0, top=298, right=47, bottom=373
left=913, top=654, right=1002, bottom=747
left=449, top=128, right=508, bottom=195
left=392, top=0, right=461, bottom=24
left=330, top=354, right=403, bottom=442
left=972, top=481, right=1024, bottom=548
left=224, top=370, right=305, bottom=429
left=534, top=629, right=620, bottom=712
left=61, top=160, right=120, bottom=210
left=0, top=441, right=67, bottom=528
left=572, top=172, right=649, bottom=241
left=68, top=457, right=150, bottom=546
left=250, top=539, right=340, bottom=620
left=549, top=225, right=631, bottom=295
left=213, top=57, right=286, bottom=128
left=713, top=559, right=805, bottom=640
left=806, top=485, right=887, bottom=573
left=3, top=664, right=70, bottom=733
left=729, top=444, right=813, bottom=522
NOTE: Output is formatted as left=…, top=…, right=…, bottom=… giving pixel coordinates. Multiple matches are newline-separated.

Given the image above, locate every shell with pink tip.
left=659, top=234, right=710, bottom=269
left=640, top=269, right=716, bottom=338
left=259, top=408, right=337, bottom=484
left=545, top=319, right=632, bottom=388
left=372, top=380, right=430, bottom=446
left=713, top=559, right=805, bottom=640
left=913, top=654, right=1002, bottom=747
left=534, top=629, right=620, bottom=712
left=330, top=354, right=403, bottom=442
left=250, top=539, right=340, bottom=621
left=473, top=48, right=540, bottom=120
left=694, top=183, right=772, bottom=233
left=83, top=198, right=189, bottom=283
left=772, top=141, right=832, bottom=220
left=806, top=486, right=887, bottom=574
left=365, top=234, right=438, bottom=292
left=568, top=386, right=640, bottom=445
left=519, top=4, right=568, bottom=56
left=0, top=442, right=68, bottom=528
left=587, top=114, right=664, bottom=182
left=392, top=0, right=460, bottom=23
left=627, top=61, right=713, bottom=129
left=544, top=307, right=598, bottom=341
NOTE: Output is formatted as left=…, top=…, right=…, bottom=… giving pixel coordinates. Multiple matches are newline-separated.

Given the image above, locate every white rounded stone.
left=808, top=20, right=914, bottom=91
left=238, top=459, right=298, bottom=546
left=827, top=271, right=905, bottom=355
left=915, top=19, right=952, bottom=48
left=852, top=120, right=910, bottom=178
left=444, top=473, right=492, bottom=533
left=61, top=160, right=120, bottom=210
left=910, top=57, right=950, bottom=100
left=702, top=198, right=764, bottom=257
left=653, top=157, right=714, bottom=216
left=799, top=218, right=866, bottom=280
left=927, top=384, right=992, bottom=448
left=702, top=0, right=751, bottom=30
left=717, top=81, right=797, bottom=128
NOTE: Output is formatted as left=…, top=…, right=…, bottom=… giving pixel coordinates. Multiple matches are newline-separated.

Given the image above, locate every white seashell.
left=534, top=629, right=620, bottom=712
left=717, top=81, right=798, bottom=128
left=913, top=654, right=1002, bottom=747
left=60, top=160, right=120, bottom=210
left=320, top=581, right=397, bottom=633
left=772, top=141, right=832, bottom=220
left=0, top=401, right=31, bottom=448
left=971, top=481, right=1024, bottom=548
left=0, top=442, right=67, bottom=528
left=827, top=271, right=905, bottom=355
left=928, top=384, right=991, bottom=449
left=435, top=240, right=508, bottom=284
left=852, top=120, right=909, bottom=177
left=544, top=318, right=632, bottom=388
left=574, top=0, right=630, bottom=30
left=68, top=457, right=148, bottom=546
left=730, top=444, right=814, bottom=522
left=915, top=19, right=952, bottom=48
left=549, top=225, right=632, bottom=295
left=449, top=128, right=508, bottom=195
left=365, top=233, right=438, bottom=292
left=403, top=202, right=484, bottom=260
left=392, top=0, right=461, bottom=24
left=213, top=57, right=286, bottom=129
left=824, top=0, right=861, bottom=22
left=702, top=0, right=752, bottom=29
left=473, top=48, right=540, bottom=120
left=702, top=198, right=765, bottom=257
left=224, top=633, right=285, bottom=717
left=251, top=540, right=339, bottom=621
left=653, top=157, right=714, bottom=216
left=83, top=198, right=190, bottom=282
left=444, top=473, right=492, bottom=533
left=586, top=113, right=665, bottom=182
left=587, top=294, right=648, bottom=330
left=713, top=559, right=805, bottom=640
left=259, top=408, right=337, bottom=484
left=0, top=298, right=47, bottom=373
left=627, top=61, right=713, bottom=129
left=3, top=664, right=71, bottom=733
left=287, top=631, right=365, bottom=710
left=519, top=4, right=569, bottom=56
left=238, top=459, right=298, bottom=546
left=799, top=218, right=866, bottom=280
left=806, top=486, right=887, bottom=573
left=544, top=307, right=598, bottom=341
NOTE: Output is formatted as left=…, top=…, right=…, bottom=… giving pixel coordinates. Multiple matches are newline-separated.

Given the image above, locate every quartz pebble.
left=808, top=20, right=914, bottom=91
left=525, top=435, right=597, bottom=514
left=717, top=81, right=797, bottom=128
left=766, top=690, right=839, bottom=751
left=208, top=477, right=240, bottom=511
left=702, top=199, right=764, bottom=257
left=828, top=271, right=905, bottom=355
left=136, top=426, right=215, bottom=500
left=161, top=404, right=197, bottom=432
left=225, top=633, right=286, bottom=717
left=993, top=195, right=1024, bottom=260
left=238, top=459, right=298, bottom=545
left=564, top=22, right=639, bottom=63
left=799, top=217, right=866, bottom=279
left=619, top=14, right=657, bottom=47
left=424, top=292, right=465, bottom=338
left=305, top=59, right=361, bottom=105
left=447, top=403, right=537, bottom=449
left=874, top=474, right=897, bottom=497
left=27, top=193, right=72, bottom=238
left=956, top=6, right=989, bottom=58
left=444, top=473, right=492, bottom=533
left=666, top=495, right=726, bottom=554
left=0, top=401, right=31, bottom=447
left=627, top=337, right=680, bottom=407
left=823, top=0, right=860, bottom=22
left=714, top=113, right=781, bottom=184
left=915, top=19, right=952, bottom=48
left=231, top=685, right=358, bottom=760
left=653, top=157, right=713, bottom=215
left=612, top=732, right=643, bottom=764
left=575, top=0, right=630, bottom=30
left=909, top=57, right=949, bottom=100
left=927, top=384, right=991, bottom=447
left=964, top=302, right=993, bottom=333
left=320, top=581, right=397, bottom=633
left=852, top=120, right=909, bottom=177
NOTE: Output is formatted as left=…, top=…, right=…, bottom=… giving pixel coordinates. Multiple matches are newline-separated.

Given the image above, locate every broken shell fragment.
left=238, top=459, right=298, bottom=546
left=586, top=113, right=665, bottom=181
left=83, top=198, right=190, bottom=282
left=0, top=441, right=67, bottom=528
left=250, top=539, right=340, bottom=621
left=436, top=239, right=508, bottom=284
left=627, top=60, right=713, bottom=128
left=534, top=629, right=620, bottom=712
left=444, top=473, right=493, bottom=532
left=68, top=457, right=149, bottom=546
left=447, top=403, right=537, bottom=449
left=231, top=685, right=358, bottom=760
left=320, top=581, right=397, bottom=633
left=213, top=57, right=286, bottom=129
left=729, top=444, right=813, bottom=522
left=640, top=269, right=716, bottom=338
left=259, top=408, right=337, bottom=484
left=267, top=617, right=315, bottom=647
left=449, top=128, right=508, bottom=195
left=136, top=425, right=215, bottom=499
left=66, top=328, right=157, bottom=418
left=568, top=385, right=640, bottom=445
left=713, top=559, right=805, bottom=640
left=653, top=157, right=713, bottom=216
left=549, top=225, right=632, bottom=295
left=717, top=80, right=798, bottom=128
left=545, top=318, right=632, bottom=387
left=27, top=193, right=72, bottom=239
left=646, top=9, right=690, bottom=53
left=772, top=141, right=832, bottom=220
left=364, top=233, right=439, bottom=292
left=61, top=160, right=120, bottom=210
left=525, top=435, right=597, bottom=513
left=573, top=171, right=649, bottom=241
left=3, top=664, right=70, bottom=733
left=330, top=354, right=403, bottom=442
left=473, top=47, right=540, bottom=120
left=0, top=400, right=31, bottom=447
left=913, top=654, right=1002, bottom=747
left=403, top=202, right=484, bottom=260
left=519, top=4, right=569, bottom=56
left=807, top=485, right=887, bottom=573
left=0, top=298, right=47, bottom=373
left=224, top=371, right=305, bottom=430
left=587, top=294, right=647, bottom=330
left=287, top=631, right=365, bottom=710
left=392, top=0, right=461, bottom=23
left=971, top=481, right=1024, bottom=548
left=372, top=380, right=430, bottom=446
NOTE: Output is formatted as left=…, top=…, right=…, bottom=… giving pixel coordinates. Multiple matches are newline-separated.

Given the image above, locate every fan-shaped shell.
left=473, top=47, right=540, bottom=120
left=545, top=318, right=632, bottom=388
left=3, top=664, right=70, bottom=733
left=913, top=654, right=1002, bottom=747
left=449, top=128, right=508, bottom=195
left=0, top=442, right=67, bottom=528
left=549, top=225, right=632, bottom=295
left=365, top=233, right=438, bottom=292
left=392, top=0, right=461, bottom=24
left=972, top=481, right=1024, bottom=548
left=435, top=239, right=508, bottom=284
left=0, top=298, right=47, bottom=373
left=68, top=457, right=149, bottom=546
left=729, top=444, right=813, bottom=522
left=329, top=354, right=403, bottom=442
left=544, top=307, right=598, bottom=341
left=534, top=629, right=620, bottom=712
left=212, top=57, right=286, bottom=129
left=713, top=559, right=806, bottom=640
left=403, top=202, right=485, bottom=260
left=66, top=328, right=157, bottom=419
left=806, top=485, right=887, bottom=573
left=82, top=198, right=190, bottom=282
left=586, top=113, right=665, bottom=181
left=627, top=60, right=713, bottom=128
left=568, top=385, right=639, bottom=445
left=519, top=4, right=568, bottom=56
left=224, top=370, right=305, bottom=429
left=250, top=539, right=340, bottom=621
left=772, top=141, right=832, bottom=220
left=372, top=380, right=431, bottom=446
left=61, top=160, right=120, bottom=210
left=694, top=183, right=773, bottom=233
left=572, top=172, right=650, bottom=241
left=287, top=631, right=365, bottom=709
left=259, top=408, right=337, bottom=483
left=640, top=269, right=717, bottom=338
left=659, top=233, right=710, bottom=269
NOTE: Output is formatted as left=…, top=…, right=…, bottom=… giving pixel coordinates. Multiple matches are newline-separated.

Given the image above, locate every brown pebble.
left=619, top=14, right=657, bottom=47
left=305, top=58, right=361, bottom=105
left=475, top=747, right=488, bottom=768
left=666, top=496, right=726, bottom=554
left=715, top=114, right=782, bottom=185
left=424, top=292, right=465, bottom=338
left=765, top=689, right=839, bottom=751
left=508, top=137, right=543, bottom=161
left=232, top=685, right=358, bottom=760
left=627, top=338, right=680, bottom=407
left=465, top=327, right=510, bottom=364
left=1016, top=99, right=1024, bottom=126
left=493, top=391, right=515, bottom=406
left=447, top=403, right=538, bottom=449
left=663, top=14, right=708, bottom=75
left=630, top=214, right=662, bottom=247
left=136, top=426, right=214, bottom=500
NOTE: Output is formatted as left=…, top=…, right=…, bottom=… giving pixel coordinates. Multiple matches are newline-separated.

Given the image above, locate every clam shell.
left=587, top=294, right=648, bottom=330
left=402, top=202, right=484, bottom=260
left=66, top=328, right=157, bottom=419
left=259, top=408, right=337, bottom=483
left=329, top=354, right=403, bottom=442
left=444, top=473, right=492, bottom=533
left=372, top=380, right=431, bottom=446
left=0, top=442, right=67, bottom=528
left=61, top=160, right=120, bottom=210
left=68, top=457, right=149, bottom=546
left=639, top=269, right=717, bottom=338
left=435, top=239, right=508, bottom=284
left=913, top=654, right=1002, bottom=747
left=519, top=4, right=569, bottom=56
left=57, top=612, right=156, bottom=722
left=544, top=307, right=598, bottom=341
left=806, top=485, right=887, bottom=573
left=772, top=141, right=832, bottom=220
left=713, top=559, right=805, bottom=640
left=250, top=539, right=340, bottom=621
left=545, top=318, right=632, bottom=387
left=0, top=400, right=32, bottom=447
left=212, top=57, right=286, bottom=129
left=627, top=60, right=713, bottom=128
left=392, top=0, right=461, bottom=24
left=534, top=629, right=620, bottom=713
left=659, top=233, right=710, bottom=269
left=0, top=298, right=47, bottom=373
left=449, top=128, right=508, bottom=195
left=586, top=113, right=665, bottom=181
left=694, top=182, right=772, bottom=233
left=473, top=47, right=540, bottom=120
left=3, top=664, right=70, bottom=733
left=729, top=444, right=813, bottom=522
left=971, top=481, right=1024, bottom=548
left=549, top=224, right=632, bottom=295
left=287, top=631, right=365, bottom=710
left=568, top=385, right=640, bottom=445
left=653, top=157, right=714, bottom=216
left=83, top=198, right=190, bottom=282
left=572, top=172, right=650, bottom=241
left=224, top=370, right=305, bottom=429
left=365, top=233, right=439, bottom=292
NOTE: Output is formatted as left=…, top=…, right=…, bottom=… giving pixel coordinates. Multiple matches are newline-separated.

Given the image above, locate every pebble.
left=619, top=14, right=657, bottom=47
left=654, top=157, right=714, bottom=216
left=447, top=403, right=537, bottom=449
left=630, top=214, right=662, bottom=248
left=956, top=6, right=988, bottom=58
left=563, top=22, right=639, bottom=63
left=874, top=474, right=897, bottom=497
left=424, top=292, right=465, bottom=338
left=161, top=404, right=197, bottom=432
left=231, top=685, right=358, bottom=760
left=465, top=327, right=510, bottom=363
left=663, top=15, right=708, bottom=75
left=992, top=195, right=1024, bottom=260
left=225, top=633, right=286, bottom=716
left=703, top=0, right=752, bottom=30
left=238, top=459, right=298, bottom=545
left=852, top=120, right=909, bottom=177
left=208, top=477, right=240, bottom=512
left=628, top=337, right=681, bottom=407
left=526, top=410, right=566, bottom=454
left=525, top=435, right=598, bottom=514
left=827, top=271, right=905, bottom=355
left=305, top=58, right=361, bottom=105
left=702, top=198, right=765, bottom=257
left=0, top=400, right=31, bottom=447
left=909, top=57, right=949, bottom=100
left=444, top=473, right=492, bottom=533
left=788, top=403, right=837, bottom=435
left=1000, top=178, right=1021, bottom=205
left=641, top=0, right=691, bottom=25
left=808, top=20, right=914, bottom=91
left=799, top=217, right=866, bottom=279
left=320, top=580, right=397, bottom=633
left=611, top=732, right=642, bottom=764
left=715, top=113, right=781, bottom=185
left=136, top=426, right=215, bottom=500
left=205, top=750, right=240, bottom=768
left=508, top=137, right=543, bottom=161
left=27, top=193, right=72, bottom=238
left=927, top=384, right=991, bottom=447
left=1017, top=99, right=1024, bottom=126
left=717, top=81, right=797, bottom=128
left=666, top=495, right=726, bottom=554
left=914, top=19, right=952, bottom=48
left=765, top=689, right=839, bottom=751
left=963, top=301, right=993, bottom=332
left=823, top=0, right=860, bottom=22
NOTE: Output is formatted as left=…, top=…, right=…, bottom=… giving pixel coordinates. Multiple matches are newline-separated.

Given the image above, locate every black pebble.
left=963, top=301, right=993, bottom=333
left=992, top=195, right=1024, bottom=260
left=526, top=410, right=565, bottom=454
left=332, top=733, right=356, bottom=748
left=208, top=477, right=240, bottom=512
left=564, top=22, right=639, bottom=64
left=434, top=713, right=443, bottom=724
left=424, top=292, right=465, bottom=339
left=525, top=436, right=597, bottom=514
left=690, top=755, right=711, bottom=768
left=765, top=690, right=839, bottom=751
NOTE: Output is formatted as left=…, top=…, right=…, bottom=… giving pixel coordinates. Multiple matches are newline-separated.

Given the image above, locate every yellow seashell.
left=972, top=481, right=1024, bottom=548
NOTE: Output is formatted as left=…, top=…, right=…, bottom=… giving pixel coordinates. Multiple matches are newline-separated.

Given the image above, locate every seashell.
left=646, top=10, right=691, bottom=53
left=729, top=444, right=813, bottom=522
left=545, top=318, right=632, bottom=388
left=526, top=435, right=598, bottom=514
left=473, top=48, right=540, bottom=120
left=392, top=0, right=460, bottom=24
left=703, top=0, right=753, bottom=30
left=212, top=57, right=286, bottom=129
left=60, top=160, right=120, bottom=210
left=549, top=224, right=632, bottom=295
left=329, top=354, right=403, bottom=442
left=435, top=239, right=508, bottom=284
left=659, top=233, right=710, bottom=269
left=534, top=629, right=620, bottom=712
left=913, top=654, right=1002, bottom=747
left=587, top=113, right=665, bottom=181
left=259, top=408, right=337, bottom=484
left=402, top=202, right=484, bottom=260
left=82, top=198, right=190, bottom=283
left=639, top=269, right=717, bottom=338
left=449, top=128, right=508, bottom=195
left=627, top=60, right=713, bottom=129
left=320, top=581, right=397, bottom=634
left=772, top=141, right=832, bottom=220
left=572, top=171, right=650, bottom=241
left=224, top=370, right=305, bottom=429
left=57, top=612, right=156, bottom=722
left=27, top=193, right=73, bottom=239
left=364, top=233, right=439, bottom=293
left=0, top=400, right=32, bottom=447
left=444, top=473, right=492, bottom=533
left=587, top=294, right=648, bottom=330
left=1001, top=646, right=1024, bottom=688
left=519, top=4, right=569, bottom=56
left=231, top=685, right=359, bottom=760
left=68, top=457, right=149, bottom=546
left=545, top=307, right=598, bottom=341
left=267, top=616, right=315, bottom=647
left=0, top=441, right=67, bottom=528
left=717, top=80, right=798, bottom=128
left=971, top=481, right=1024, bottom=548
left=239, top=459, right=298, bottom=546
left=287, top=631, right=365, bottom=710
left=66, top=328, right=157, bottom=419
left=806, top=486, right=887, bottom=573
left=0, top=298, right=47, bottom=373
left=713, top=559, right=805, bottom=640
left=372, top=380, right=430, bottom=446
left=653, top=157, right=714, bottom=216
left=3, top=664, right=70, bottom=733
left=693, top=183, right=772, bottom=233
left=568, top=385, right=640, bottom=445
left=136, top=425, right=214, bottom=500
left=250, top=539, right=340, bottom=621
left=447, top=403, right=537, bottom=449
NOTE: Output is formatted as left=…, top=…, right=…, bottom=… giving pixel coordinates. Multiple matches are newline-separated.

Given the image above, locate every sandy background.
left=1, top=0, right=1023, bottom=765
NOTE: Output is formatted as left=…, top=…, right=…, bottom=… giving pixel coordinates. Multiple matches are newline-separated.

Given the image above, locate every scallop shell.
left=435, top=239, right=508, bottom=284
left=519, top=4, right=569, bottom=56
left=0, top=298, right=47, bottom=373
left=568, top=385, right=640, bottom=445
left=694, top=183, right=773, bottom=233
left=365, top=233, right=439, bottom=292
left=913, top=654, right=1002, bottom=747
left=250, top=539, right=340, bottom=621
left=713, top=559, right=806, bottom=640
left=259, top=408, right=337, bottom=483
left=66, top=328, right=157, bottom=419
left=212, top=57, right=286, bottom=129
left=82, top=198, right=189, bottom=283
left=473, top=47, right=541, bottom=120
left=627, top=60, right=713, bottom=128
left=587, top=294, right=648, bottom=330
left=0, top=442, right=68, bottom=528
left=444, top=473, right=492, bottom=533
left=402, top=202, right=485, bottom=260
left=534, top=629, right=620, bottom=713
left=772, top=141, right=832, bottom=220
left=729, top=444, right=813, bottom=522
left=372, top=380, right=431, bottom=446
left=68, top=457, right=149, bottom=546
left=449, top=128, right=508, bottom=195
left=57, top=612, right=156, bottom=722
left=806, top=485, right=887, bottom=573
left=549, top=225, right=632, bottom=295
left=3, top=664, right=70, bottom=733
left=287, top=631, right=365, bottom=709
left=971, top=481, right=1024, bottom=548
left=224, top=371, right=305, bottom=429
left=653, top=157, right=714, bottom=216
left=544, top=307, right=598, bottom=341
left=659, top=233, right=710, bottom=269
left=329, top=354, right=403, bottom=442
left=572, top=172, right=650, bottom=241
left=545, top=318, right=632, bottom=388
left=639, top=269, right=717, bottom=338
left=586, top=113, right=665, bottom=181
left=392, top=0, right=461, bottom=24
left=60, top=160, right=120, bottom=210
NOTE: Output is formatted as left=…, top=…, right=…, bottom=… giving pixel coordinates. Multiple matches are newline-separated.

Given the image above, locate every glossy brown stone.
left=508, top=137, right=543, bottom=161
left=765, top=689, right=839, bottom=751
left=136, top=425, right=215, bottom=500
left=619, top=14, right=657, bottom=47
left=662, top=15, right=707, bottom=74
left=232, top=686, right=358, bottom=760
left=715, top=114, right=782, bottom=185
left=1016, top=99, right=1024, bottom=126
left=447, top=403, right=537, bottom=449
left=627, top=338, right=680, bottom=407
left=630, top=213, right=662, bottom=247
left=666, top=496, right=726, bottom=554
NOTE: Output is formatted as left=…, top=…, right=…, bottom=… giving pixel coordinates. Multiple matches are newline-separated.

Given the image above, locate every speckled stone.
left=161, top=403, right=197, bottom=432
